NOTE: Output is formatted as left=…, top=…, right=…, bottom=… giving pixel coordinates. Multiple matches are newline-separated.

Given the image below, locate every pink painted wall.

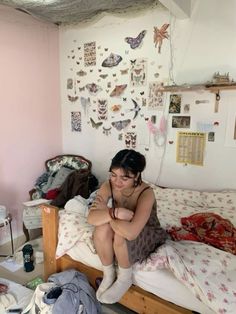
left=0, top=5, right=62, bottom=243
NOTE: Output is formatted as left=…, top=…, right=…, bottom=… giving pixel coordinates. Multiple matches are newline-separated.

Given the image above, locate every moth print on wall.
left=97, top=99, right=108, bottom=120
left=71, top=111, right=81, bottom=132
left=110, top=104, right=122, bottom=113
left=120, top=68, right=129, bottom=75
left=68, top=95, right=79, bottom=102
left=76, top=70, right=87, bottom=77
left=125, top=30, right=147, bottom=49
left=67, top=78, right=73, bottom=89
left=85, top=83, right=102, bottom=96
left=125, top=132, right=137, bottom=149
left=153, top=23, right=169, bottom=53
left=148, top=82, right=164, bottom=110
left=169, top=94, right=181, bottom=113
left=111, top=119, right=131, bottom=131
left=84, top=41, right=96, bottom=66
left=130, top=58, right=147, bottom=87
left=102, top=53, right=122, bottom=68
left=110, top=84, right=127, bottom=97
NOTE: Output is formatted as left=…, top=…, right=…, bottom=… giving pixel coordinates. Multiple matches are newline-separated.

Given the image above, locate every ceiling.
left=0, top=0, right=160, bottom=25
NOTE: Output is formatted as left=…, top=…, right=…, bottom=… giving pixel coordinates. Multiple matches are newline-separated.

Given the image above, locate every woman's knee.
left=94, top=224, right=113, bottom=241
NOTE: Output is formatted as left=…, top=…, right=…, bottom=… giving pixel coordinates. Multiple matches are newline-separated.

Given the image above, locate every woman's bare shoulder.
left=97, top=180, right=111, bottom=196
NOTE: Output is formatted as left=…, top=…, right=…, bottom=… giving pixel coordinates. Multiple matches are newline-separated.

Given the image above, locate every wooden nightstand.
left=0, top=213, right=14, bottom=257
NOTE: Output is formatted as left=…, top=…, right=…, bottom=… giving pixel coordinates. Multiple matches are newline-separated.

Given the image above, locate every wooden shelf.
left=161, top=83, right=236, bottom=93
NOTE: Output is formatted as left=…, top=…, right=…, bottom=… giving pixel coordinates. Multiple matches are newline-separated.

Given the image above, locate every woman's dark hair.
left=109, top=149, right=146, bottom=185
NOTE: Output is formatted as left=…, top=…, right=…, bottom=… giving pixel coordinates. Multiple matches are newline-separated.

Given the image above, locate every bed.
left=41, top=185, right=236, bottom=314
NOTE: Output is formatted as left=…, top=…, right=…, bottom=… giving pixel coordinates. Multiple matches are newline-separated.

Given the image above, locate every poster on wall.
left=225, top=104, right=236, bottom=147
left=84, top=41, right=96, bottom=67
left=130, top=58, right=147, bottom=87
left=176, top=132, right=206, bottom=166
left=148, top=82, right=164, bottom=110
left=71, top=111, right=81, bottom=132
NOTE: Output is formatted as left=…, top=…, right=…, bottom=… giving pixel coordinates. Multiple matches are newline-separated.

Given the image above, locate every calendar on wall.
left=176, top=132, right=206, bottom=166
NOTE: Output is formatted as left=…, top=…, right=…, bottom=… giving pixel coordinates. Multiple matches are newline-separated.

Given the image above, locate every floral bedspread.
left=134, top=239, right=236, bottom=314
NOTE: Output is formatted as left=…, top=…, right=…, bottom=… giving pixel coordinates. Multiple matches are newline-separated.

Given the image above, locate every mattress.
left=66, top=242, right=215, bottom=314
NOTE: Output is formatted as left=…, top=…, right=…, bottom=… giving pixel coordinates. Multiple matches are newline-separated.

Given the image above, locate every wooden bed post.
left=41, top=204, right=59, bottom=280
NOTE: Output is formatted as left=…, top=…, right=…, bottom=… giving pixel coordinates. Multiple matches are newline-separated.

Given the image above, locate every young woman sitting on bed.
left=87, top=149, right=167, bottom=304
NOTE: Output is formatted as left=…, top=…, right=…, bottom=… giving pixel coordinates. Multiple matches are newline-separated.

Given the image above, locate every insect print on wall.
left=125, top=132, right=137, bottom=148
left=85, top=83, right=102, bottom=96
left=125, top=30, right=147, bottom=49
left=67, top=78, right=73, bottom=89
left=68, top=95, right=79, bottom=102
left=153, top=23, right=170, bottom=53
left=126, top=99, right=141, bottom=119
left=110, top=84, right=127, bottom=97
left=102, top=53, right=122, bottom=67
left=130, top=58, right=147, bottom=87
left=148, top=82, right=164, bottom=110
left=71, top=112, right=81, bottom=132
left=80, top=97, right=91, bottom=115
left=111, top=119, right=131, bottom=131
left=97, top=99, right=108, bottom=120
left=84, top=41, right=96, bottom=66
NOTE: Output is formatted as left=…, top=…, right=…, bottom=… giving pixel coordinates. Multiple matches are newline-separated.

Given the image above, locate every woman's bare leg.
left=99, top=233, right=132, bottom=304
left=93, top=224, right=116, bottom=300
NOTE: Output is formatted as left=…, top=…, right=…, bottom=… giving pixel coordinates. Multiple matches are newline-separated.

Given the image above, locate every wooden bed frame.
left=41, top=204, right=193, bottom=314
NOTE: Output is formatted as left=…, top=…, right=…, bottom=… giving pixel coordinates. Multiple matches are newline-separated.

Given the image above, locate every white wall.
left=59, top=0, right=236, bottom=191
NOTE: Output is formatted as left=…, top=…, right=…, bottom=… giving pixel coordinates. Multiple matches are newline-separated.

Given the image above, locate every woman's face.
left=109, top=168, right=136, bottom=191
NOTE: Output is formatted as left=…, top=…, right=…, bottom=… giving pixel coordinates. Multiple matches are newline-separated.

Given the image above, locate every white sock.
left=96, top=264, right=116, bottom=301
left=99, top=266, right=132, bottom=304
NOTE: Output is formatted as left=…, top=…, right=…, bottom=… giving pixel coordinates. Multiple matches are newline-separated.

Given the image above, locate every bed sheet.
left=66, top=242, right=215, bottom=314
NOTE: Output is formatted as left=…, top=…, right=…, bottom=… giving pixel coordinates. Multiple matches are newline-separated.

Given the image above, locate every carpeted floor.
left=0, top=236, right=136, bottom=314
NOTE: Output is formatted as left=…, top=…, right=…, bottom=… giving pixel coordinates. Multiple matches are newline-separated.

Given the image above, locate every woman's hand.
left=114, top=207, right=134, bottom=221
left=90, top=194, right=108, bottom=211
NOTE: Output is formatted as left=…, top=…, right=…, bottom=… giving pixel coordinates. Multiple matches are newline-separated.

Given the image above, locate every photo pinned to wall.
left=176, top=132, right=206, bottom=166
left=84, top=41, right=96, bottom=66
left=148, top=82, right=164, bottom=110
left=97, top=99, right=108, bottom=120
left=71, top=111, right=81, bottom=132
left=225, top=103, right=236, bottom=147
left=125, top=132, right=137, bottom=148
left=208, top=132, right=215, bottom=142
left=172, top=116, right=191, bottom=128
left=169, top=94, right=181, bottom=113
left=130, top=58, right=147, bottom=87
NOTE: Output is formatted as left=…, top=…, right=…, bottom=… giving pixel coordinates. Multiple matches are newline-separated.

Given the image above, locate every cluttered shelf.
left=161, top=83, right=236, bottom=92
left=162, top=72, right=236, bottom=93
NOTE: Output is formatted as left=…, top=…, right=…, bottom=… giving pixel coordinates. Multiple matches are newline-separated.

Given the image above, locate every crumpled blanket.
left=168, top=212, right=236, bottom=255
left=134, top=239, right=236, bottom=314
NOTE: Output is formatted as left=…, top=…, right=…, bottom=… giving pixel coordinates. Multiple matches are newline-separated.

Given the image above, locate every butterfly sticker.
left=68, top=95, right=78, bottom=102
left=90, top=117, right=103, bottom=129
left=103, top=127, right=112, bottom=136
left=153, top=23, right=170, bottom=53
left=86, top=83, right=102, bottom=95
left=97, top=99, right=108, bottom=120
left=99, top=74, right=108, bottom=79
left=110, top=84, right=127, bottom=97
left=111, top=104, right=121, bottom=112
left=130, top=59, right=136, bottom=65
left=111, top=119, right=131, bottom=131
left=125, top=30, right=147, bottom=49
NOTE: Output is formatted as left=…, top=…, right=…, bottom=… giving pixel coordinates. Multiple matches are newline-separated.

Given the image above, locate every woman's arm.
left=110, top=188, right=155, bottom=241
left=87, top=181, right=112, bottom=226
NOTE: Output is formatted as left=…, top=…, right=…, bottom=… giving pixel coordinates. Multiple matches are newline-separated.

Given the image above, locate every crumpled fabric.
left=0, top=293, right=17, bottom=314
left=48, top=269, right=101, bottom=314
